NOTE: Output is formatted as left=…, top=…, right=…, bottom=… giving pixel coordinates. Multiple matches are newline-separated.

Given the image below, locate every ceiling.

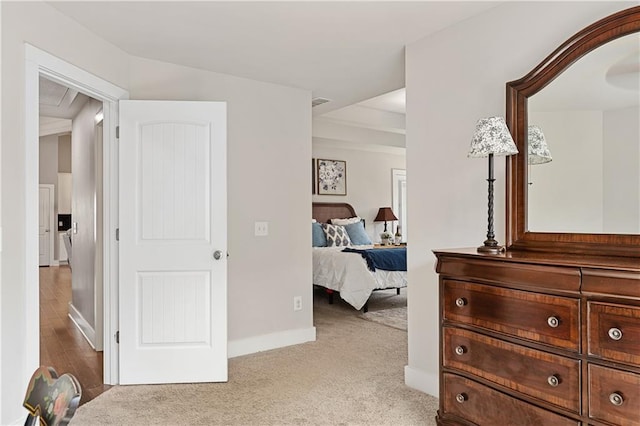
left=48, top=1, right=501, bottom=115
left=40, top=76, right=90, bottom=119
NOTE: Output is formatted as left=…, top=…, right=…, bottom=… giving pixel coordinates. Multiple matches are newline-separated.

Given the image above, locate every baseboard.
left=68, top=303, right=97, bottom=350
left=404, top=365, right=439, bottom=397
left=228, top=326, right=316, bottom=358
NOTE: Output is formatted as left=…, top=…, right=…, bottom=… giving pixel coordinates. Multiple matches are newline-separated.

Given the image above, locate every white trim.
left=68, top=303, right=97, bottom=350
left=228, top=327, right=317, bottom=358
left=25, top=44, right=128, bottom=386
left=392, top=169, right=407, bottom=242
left=404, top=365, right=438, bottom=397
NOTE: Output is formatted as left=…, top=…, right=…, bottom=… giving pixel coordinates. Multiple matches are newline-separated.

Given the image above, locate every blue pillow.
left=344, top=221, right=372, bottom=245
left=312, top=222, right=327, bottom=247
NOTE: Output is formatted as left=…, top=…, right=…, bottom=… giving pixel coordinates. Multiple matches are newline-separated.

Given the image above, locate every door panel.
left=39, top=185, right=53, bottom=266
left=119, top=100, right=227, bottom=384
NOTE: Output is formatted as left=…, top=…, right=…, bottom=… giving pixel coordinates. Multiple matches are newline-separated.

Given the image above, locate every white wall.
left=604, top=106, right=640, bottom=233
left=1, top=2, right=129, bottom=423
left=2, top=2, right=312, bottom=422
left=58, top=134, right=72, bottom=173
left=70, top=98, right=102, bottom=341
left=312, top=142, right=406, bottom=241
left=39, top=134, right=59, bottom=187
left=128, top=56, right=313, bottom=349
left=528, top=110, right=604, bottom=232
left=403, top=1, right=633, bottom=397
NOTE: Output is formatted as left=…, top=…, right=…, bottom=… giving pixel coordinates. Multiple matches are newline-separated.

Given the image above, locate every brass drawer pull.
left=609, top=392, right=624, bottom=406
left=608, top=327, right=623, bottom=341
left=454, top=345, right=467, bottom=356
left=547, top=375, right=560, bottom=387
left=455, top=297, right=467, bottom=307
left=455, top=393, right=467, bottom=403
left=547, top=316, right=559, bottom=328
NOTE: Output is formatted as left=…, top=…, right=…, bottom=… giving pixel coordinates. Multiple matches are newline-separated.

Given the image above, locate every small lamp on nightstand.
left=374, top=207, right=398, bottom=245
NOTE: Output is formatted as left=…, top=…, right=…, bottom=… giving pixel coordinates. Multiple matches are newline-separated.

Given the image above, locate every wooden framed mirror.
left=505, top=5, right=640, bottom=258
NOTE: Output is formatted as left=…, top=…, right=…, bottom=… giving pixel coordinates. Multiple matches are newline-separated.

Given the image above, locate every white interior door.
left=39, top=185, right=54, bottom=266
left=119, top=100, right=227, bottom=384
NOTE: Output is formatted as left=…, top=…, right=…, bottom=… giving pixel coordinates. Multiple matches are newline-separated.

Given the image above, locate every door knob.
left=213, top=250, right=223, bottom=260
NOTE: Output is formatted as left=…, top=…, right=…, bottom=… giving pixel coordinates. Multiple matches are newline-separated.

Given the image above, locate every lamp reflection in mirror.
left=528, top=125, right=552, bottom=164
left=528, top=125, right=552, bottom=187
left=468, top=116, right=519, bottom=254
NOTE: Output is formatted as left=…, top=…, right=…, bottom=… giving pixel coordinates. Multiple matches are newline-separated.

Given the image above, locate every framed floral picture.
left=317, top=159, right=347, bottom=195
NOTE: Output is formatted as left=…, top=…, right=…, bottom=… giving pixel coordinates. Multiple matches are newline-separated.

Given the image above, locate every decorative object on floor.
left=374, top=207, right=398, bottom=245
left=317, top=159, right=347, bottom=195
left=527, top=125, right=552, bottom=165
left=359, top=306, right=407, bottom=331
left=468, top=116, right=518, bottom=254
left=23, top=366, right=82, bottom=426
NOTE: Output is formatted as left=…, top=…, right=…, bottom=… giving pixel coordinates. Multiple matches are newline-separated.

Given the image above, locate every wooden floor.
left=39, top=265, right=112, bottom=405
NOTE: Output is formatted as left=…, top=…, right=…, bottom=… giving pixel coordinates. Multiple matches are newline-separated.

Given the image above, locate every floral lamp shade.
left=467, top=116, right=518, bottom=254
left=468, top=116, right=518, bottom=157
left=528, top=125, right=552, bottom=165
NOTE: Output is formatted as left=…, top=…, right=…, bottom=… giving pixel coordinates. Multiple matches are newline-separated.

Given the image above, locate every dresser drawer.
left=443, top=327, right=581, bottom=413
left=443, top=280, right=580, bottom=351
left=588, top=302, right=640, bottom=366
left=588, top=364, right=640, bottom=425
left=442, top=373, right=579, bottom=426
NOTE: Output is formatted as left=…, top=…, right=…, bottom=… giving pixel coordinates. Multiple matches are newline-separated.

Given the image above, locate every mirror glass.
left=527, top=32, right=640, bottom=234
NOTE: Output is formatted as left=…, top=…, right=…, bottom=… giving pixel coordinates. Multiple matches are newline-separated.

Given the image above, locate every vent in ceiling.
left=312, top=97, right=331, bottom=107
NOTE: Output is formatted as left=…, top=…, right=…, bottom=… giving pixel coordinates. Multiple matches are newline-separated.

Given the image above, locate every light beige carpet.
left=72, top=289, right=437, bottom=425
left=359, top=307, right=407, bottom=330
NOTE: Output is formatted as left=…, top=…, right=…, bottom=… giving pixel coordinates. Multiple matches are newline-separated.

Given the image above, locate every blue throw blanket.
left=342, top=247, right=407, bottom=272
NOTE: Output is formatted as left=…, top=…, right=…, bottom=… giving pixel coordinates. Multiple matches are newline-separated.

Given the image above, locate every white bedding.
left=312, top=246, right=407, bottom=310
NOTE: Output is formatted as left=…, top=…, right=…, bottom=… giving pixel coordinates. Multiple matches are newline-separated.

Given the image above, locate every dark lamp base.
left=477, top=238, right=505, bottom=254
left=477, top=245, right=504, bottom=254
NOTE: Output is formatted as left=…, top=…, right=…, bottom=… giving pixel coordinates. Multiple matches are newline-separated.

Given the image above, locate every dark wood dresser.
left=433, top=248, right=640, bottom=426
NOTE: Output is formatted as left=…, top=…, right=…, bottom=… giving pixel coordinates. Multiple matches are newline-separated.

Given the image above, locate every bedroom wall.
left=128, top=56, right=313, bottom=353
left=603, top=106, right=640, bottom=233
left=312, top=142, right=406, bottom=241
left=403, top=1, right=634, bottom=397
left=528, top=110, right=604, bottom=233
left=2, top=2, right=312, bottom=422
left=1, top=2, right=130, bottom=423
left=39, top=134, right=59, bottom=188
left=58, top=134, right=72, bottom=173
left=70, top=98, right=103, bottom=344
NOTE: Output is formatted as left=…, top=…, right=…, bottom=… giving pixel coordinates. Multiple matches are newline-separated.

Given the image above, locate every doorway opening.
left=26, top=44, right=128, bottom=391
left=38, top=75, right=109, bottom=404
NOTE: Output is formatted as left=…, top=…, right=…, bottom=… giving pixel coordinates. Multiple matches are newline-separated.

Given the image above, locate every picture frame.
left=316, top=159, right=347, bottom=195
left=312, top=158, right=316, bottom=194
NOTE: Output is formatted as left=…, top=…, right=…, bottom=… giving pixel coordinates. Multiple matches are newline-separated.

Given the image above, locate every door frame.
left=38, top=184, right=55, bottom=266
left=25, top=44, right=128, bottom=384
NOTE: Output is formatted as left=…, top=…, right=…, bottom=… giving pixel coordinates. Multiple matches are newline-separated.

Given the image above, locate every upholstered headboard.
left=312, top=202, right=357, bottom=224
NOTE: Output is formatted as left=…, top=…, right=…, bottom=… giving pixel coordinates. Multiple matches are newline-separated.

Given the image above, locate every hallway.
left=39, top=265, right=111, bottom=405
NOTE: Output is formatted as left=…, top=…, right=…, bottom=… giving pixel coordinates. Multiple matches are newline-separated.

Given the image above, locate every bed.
left=312, top=202, right=407, bottom=311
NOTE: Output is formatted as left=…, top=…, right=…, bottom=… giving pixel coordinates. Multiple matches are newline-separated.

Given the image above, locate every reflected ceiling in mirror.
left=527, top=33, right=640, bottom=235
